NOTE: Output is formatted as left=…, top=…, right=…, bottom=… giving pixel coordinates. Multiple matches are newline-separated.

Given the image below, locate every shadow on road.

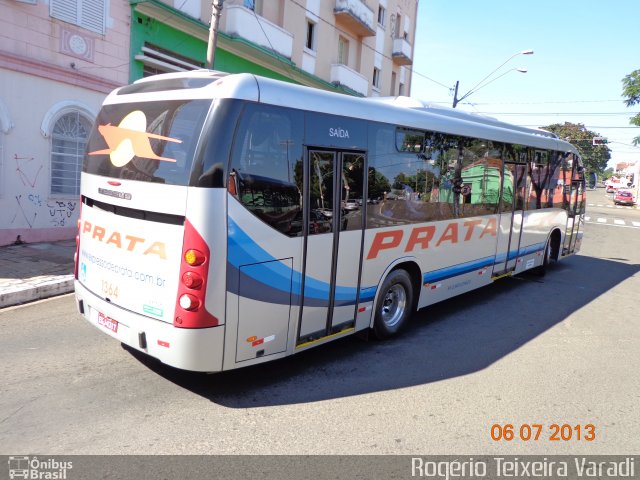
left=123, top=254, right=639, bottom=408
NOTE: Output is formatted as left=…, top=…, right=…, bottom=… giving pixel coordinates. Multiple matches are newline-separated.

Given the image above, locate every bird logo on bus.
left=88, top=110, right=182, bottom=167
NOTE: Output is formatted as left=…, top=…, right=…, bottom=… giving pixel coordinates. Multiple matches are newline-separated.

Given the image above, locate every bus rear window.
left=84, top=99, right=210, bottom=185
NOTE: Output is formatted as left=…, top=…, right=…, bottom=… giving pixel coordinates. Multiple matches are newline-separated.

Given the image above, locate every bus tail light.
left=184, top=249, right=205, bottom=266
left=182, top=271, right=203, bottom=289
left=174, top=219, right=218, bottom=328
left=179, top=294, right=200, bottom=311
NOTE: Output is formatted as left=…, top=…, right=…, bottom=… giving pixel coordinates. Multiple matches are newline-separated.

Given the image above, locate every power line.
left=408, top=69, right=451, bottom=90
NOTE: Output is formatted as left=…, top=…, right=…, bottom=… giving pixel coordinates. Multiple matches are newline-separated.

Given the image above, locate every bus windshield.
left=83, top=99, right=211, bottom=184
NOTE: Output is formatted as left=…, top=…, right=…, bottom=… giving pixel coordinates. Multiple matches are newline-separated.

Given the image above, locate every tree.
left=603, top=167, right=614, bottom=180
left=621, top=69, right=640, bottom=145
left=540, top=122, right=610, bottom=174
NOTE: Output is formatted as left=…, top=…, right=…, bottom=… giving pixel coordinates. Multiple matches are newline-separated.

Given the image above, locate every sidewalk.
left=0, top=239, right=76, bottom=308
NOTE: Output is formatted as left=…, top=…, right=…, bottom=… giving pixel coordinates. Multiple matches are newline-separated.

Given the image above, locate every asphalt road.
left=1, top=188, right=638, bottom=455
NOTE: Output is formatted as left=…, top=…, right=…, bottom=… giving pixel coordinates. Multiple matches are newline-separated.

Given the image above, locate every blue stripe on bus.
left=229, top=218, right=546, bottom=305
left=519, top=242, right=546, bottom=256
left=228, top=218, right=373, bottom=306
left=423, top=256, right=495, bottom=284
left=423, top=242, right=547, bottom=284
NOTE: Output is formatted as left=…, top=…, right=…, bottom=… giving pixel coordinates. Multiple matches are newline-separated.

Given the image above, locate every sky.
left=409, top=0, right=640, bottom=169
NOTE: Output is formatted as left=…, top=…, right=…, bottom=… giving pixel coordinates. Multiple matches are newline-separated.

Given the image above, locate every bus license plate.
left=98, top=312, right=118, bottom=333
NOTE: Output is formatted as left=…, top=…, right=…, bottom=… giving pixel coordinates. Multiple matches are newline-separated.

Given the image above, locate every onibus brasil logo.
left=8, top=456, right=73, bottom=479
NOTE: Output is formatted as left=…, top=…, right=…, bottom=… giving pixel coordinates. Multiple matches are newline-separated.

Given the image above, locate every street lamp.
left=452, top=49, right=534, bottom=108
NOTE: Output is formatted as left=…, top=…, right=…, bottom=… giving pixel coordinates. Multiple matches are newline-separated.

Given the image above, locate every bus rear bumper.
left=74, top=281, right=225, bottom=372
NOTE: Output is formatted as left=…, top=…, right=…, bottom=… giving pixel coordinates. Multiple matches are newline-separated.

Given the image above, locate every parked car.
left=309, top=210, right=332, bottom=233
left=614, top=189, right=636, bottom=206
left=342, top=199, right=360, bottom=211
left=289, top=210, right=332, bottom=234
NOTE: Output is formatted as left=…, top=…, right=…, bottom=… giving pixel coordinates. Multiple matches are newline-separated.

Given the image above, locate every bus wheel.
left=373, top=269, right=414, bottom=339
left=533, top=240, right=550, bottom=277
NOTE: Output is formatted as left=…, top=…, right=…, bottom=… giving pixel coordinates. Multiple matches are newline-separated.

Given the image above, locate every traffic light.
left=592, top=137, right=608, bottom=145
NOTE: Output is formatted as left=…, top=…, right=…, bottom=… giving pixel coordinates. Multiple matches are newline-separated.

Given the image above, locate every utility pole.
left=451, top=49, right=533, bottom=108
left=452, top=80, right=460, bottom=108
left=206, top=0, right=224, bottom=70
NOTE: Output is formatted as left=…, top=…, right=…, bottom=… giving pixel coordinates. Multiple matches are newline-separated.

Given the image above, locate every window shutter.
left=50, top=0, right=105, bottom=35
left=50, top=0, right=78, bottom=26
left=80, top=0, right=105, bottom=35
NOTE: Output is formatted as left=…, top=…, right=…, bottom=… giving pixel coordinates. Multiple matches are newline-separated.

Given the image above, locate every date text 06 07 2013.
left=490, top=423, right=595, bottom=442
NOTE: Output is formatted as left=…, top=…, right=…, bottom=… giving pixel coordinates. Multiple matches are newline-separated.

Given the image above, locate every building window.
left=373, top=67, right=381, bottom=89
left=393, top=13, right=401, bottom=38
left=138, top=43, right=204, bottom=77
left=306, top=21, right=316, bottom=51
left=399, top=82, right=405, bottom=96
left=176, top=0, right=200, bottom=19
left=338, top=36, right=349, bottom=65
left=244, top=0, right=262, bottom=13
left=377, top=6, right=386, bottom=27
left=50, top=112, right=92, bottom=196
left=50, top=0, right=106, bottom=35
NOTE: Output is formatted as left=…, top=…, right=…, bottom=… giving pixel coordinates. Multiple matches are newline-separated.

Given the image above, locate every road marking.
left=585, top=219, right=640, bottom=229
left=589, top=204, right=634, bottom=209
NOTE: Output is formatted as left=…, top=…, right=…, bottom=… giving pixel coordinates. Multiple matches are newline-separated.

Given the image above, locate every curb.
left=0, top=276, right=74, bottom=308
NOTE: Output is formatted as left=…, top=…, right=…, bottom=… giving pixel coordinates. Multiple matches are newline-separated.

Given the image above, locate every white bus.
left=74, top=71, right=585, bottom=372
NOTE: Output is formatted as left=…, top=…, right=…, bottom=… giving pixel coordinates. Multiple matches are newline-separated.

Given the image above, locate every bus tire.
left=373, top=269, right=414, bottom=339
left=532, top=240, right=550, bottom=277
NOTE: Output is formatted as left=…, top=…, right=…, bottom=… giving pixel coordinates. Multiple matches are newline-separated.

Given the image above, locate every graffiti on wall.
left=8, top=153, right=78, bottom=229
left=47, top=200, right=77, bottom=227
left=15, top=154, right=43, bottom=188
left=11, top=195, right=38, bottom=228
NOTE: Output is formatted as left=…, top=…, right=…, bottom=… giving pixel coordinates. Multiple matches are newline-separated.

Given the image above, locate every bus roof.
left=107, top=70, right=579, bottom=155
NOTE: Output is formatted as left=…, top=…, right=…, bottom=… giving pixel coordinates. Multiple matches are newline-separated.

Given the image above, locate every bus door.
left=297, top=149, right=366, bottom=345
left=493, top=162, right=526, bottom=276
left=564, top=177, right=584, bottom=254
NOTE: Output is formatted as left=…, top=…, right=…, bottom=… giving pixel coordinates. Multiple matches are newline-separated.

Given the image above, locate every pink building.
left=0, top=0, right=129, bottom=245
left=0, top=0, right=419, bottom=246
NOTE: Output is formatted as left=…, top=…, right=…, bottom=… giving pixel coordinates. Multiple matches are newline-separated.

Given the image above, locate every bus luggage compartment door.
left=235, top=259, right=292, bottom=362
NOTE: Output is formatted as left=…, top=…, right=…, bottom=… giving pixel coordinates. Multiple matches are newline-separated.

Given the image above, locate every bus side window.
left=460, top=139, right=501, bottom=216
left=367, top=126, right=462, bottom=227
left=527, top=150, right=550, bottom=210
left=229, top=104, right=304, bottom=237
